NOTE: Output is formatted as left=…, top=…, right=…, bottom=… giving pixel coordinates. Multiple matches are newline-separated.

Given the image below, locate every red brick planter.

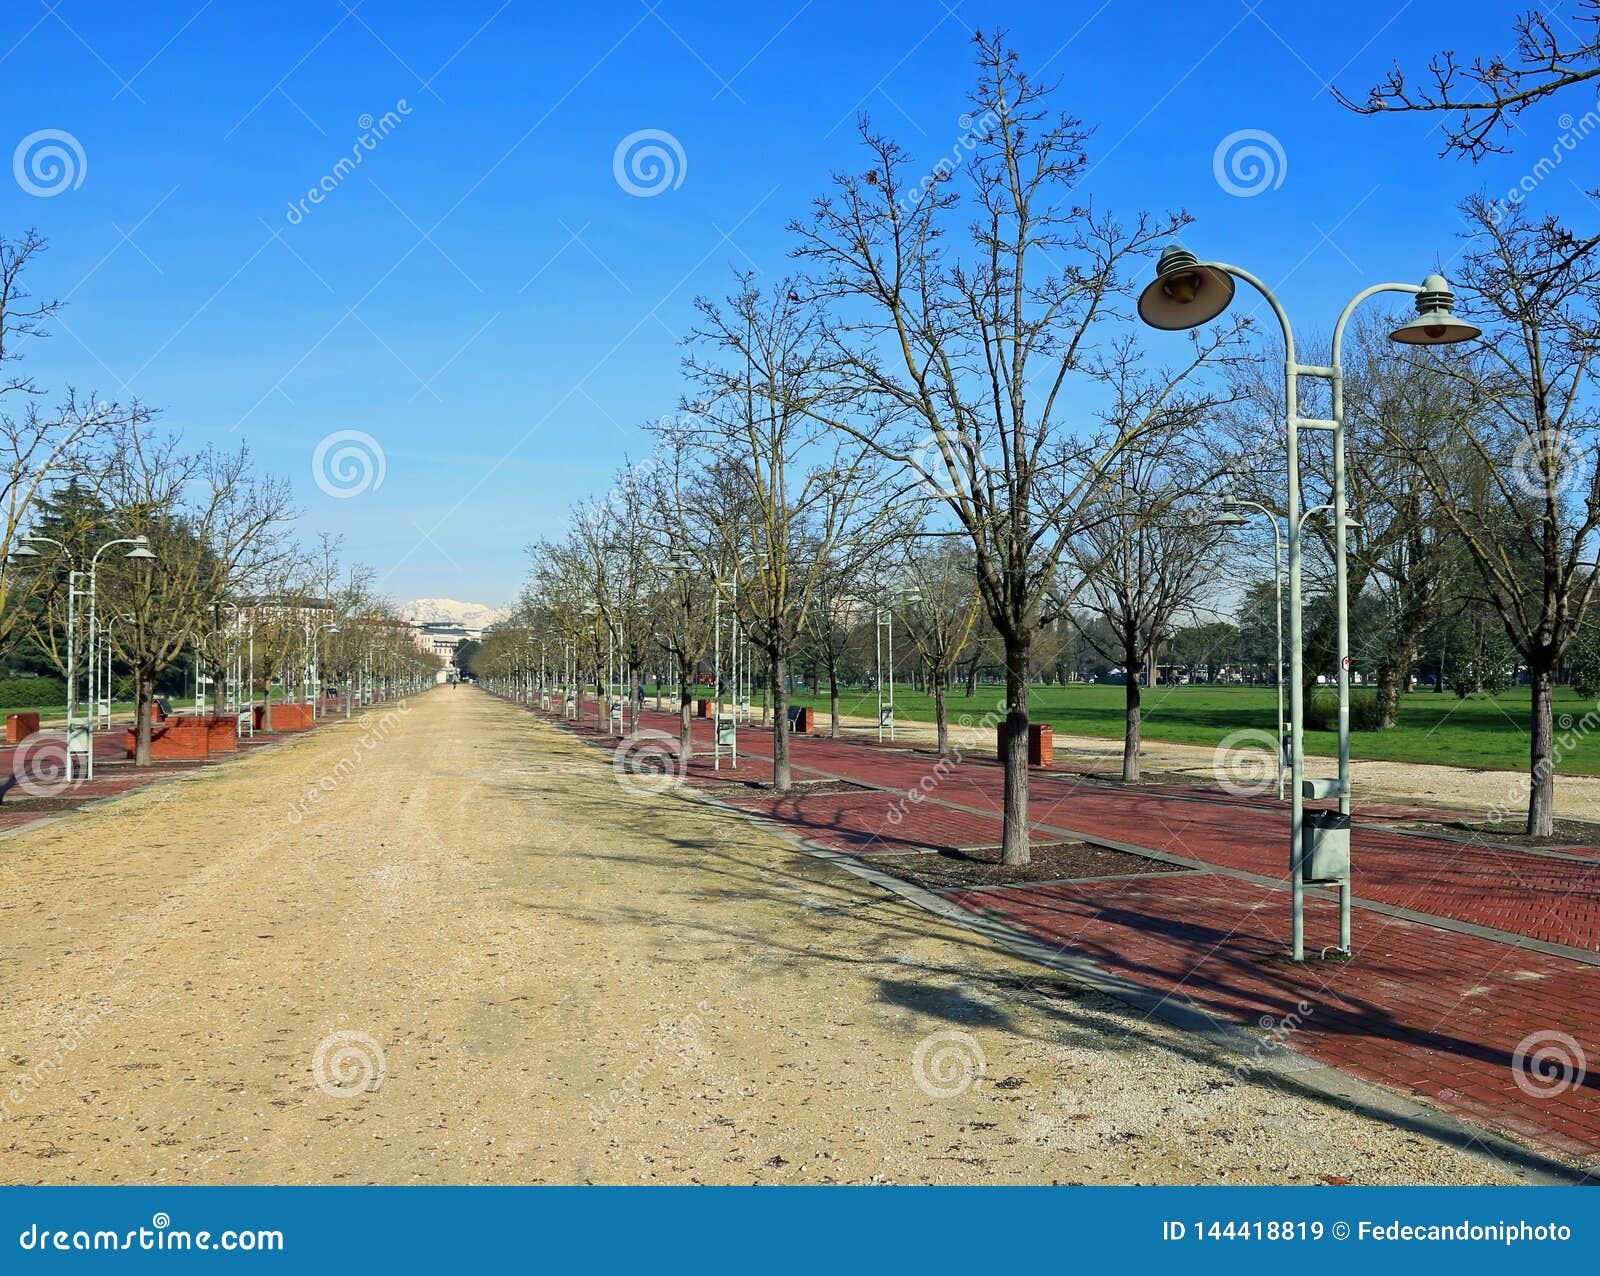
left=5, top=712, right=40, bottom=744
left=126, top=723, right=210, bottom=760
left=255, top=703, right=313, bottom=731
left=995, top=722, right=1053, bottom=767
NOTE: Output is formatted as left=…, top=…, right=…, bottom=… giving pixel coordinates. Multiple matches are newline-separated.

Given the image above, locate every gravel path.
left=0, top=689, right=1517, bottom=1184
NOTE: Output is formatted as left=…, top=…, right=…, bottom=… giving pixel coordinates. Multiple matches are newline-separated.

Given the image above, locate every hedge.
left=0, top=677, right=66, bottom=709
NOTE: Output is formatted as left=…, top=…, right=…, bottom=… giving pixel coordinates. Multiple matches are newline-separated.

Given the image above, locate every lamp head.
left=1209, top=510, right=1249, bottom=529
left=9, top=542, right=40, bottom=559
left=1388, top=274, right=1480, bottom=345
left=123, top=545, right=156, bottom=561
left=1138, top=245, right=1236, bottom=330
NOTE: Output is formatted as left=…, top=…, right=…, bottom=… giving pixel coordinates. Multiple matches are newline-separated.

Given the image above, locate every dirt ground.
left=788, top=708, right=1600, bottom=823
left=0, top=689, right=1519, bottom=1185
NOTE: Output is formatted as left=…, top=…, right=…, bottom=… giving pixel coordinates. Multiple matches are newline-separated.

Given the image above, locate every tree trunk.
left=1374, top=659, right=1403, bottom=730
left=677, top=656, right=693, bottom=763
left=933, top=669, right=949, bottom=755
left=964, top=657, right=979, bottom=699
left=828, top=664, right=840, bottom=739
left=770, top=652, right=791, bottom=794
left=1001, top=633, right=1031, bottom=866
left=1528, top=659, right=1555, bottom=837
left=1123, top=666, right=1141, bottom=782
left=134, top=667, right=155, bottom=766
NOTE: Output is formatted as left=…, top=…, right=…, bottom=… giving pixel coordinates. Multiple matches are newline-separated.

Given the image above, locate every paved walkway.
left=536, top=696, right=1600, bottom=1168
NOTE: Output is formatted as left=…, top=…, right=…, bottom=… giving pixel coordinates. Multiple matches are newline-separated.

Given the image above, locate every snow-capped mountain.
left=400, top=598, right=509, bottom=630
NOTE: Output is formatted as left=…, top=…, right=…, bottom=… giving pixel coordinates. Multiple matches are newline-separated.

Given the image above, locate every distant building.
left=408, top=620, right=486, bottom=679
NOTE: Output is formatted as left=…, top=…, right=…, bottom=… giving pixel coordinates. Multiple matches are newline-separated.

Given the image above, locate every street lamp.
left=12, top=533, right=155, bottom=780
left=1141, top=245, right=1478, bottom=961
left=306, top=620, right=338, bottom=719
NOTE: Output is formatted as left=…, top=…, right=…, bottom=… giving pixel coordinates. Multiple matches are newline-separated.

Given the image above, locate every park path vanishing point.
left=0, top=688, right=1524, bottom=1185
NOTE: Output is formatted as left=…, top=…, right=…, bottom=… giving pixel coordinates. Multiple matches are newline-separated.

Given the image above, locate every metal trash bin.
left=1301, top=810, right=1351, bottom=883
left=715, top=714, right=736, bottom=747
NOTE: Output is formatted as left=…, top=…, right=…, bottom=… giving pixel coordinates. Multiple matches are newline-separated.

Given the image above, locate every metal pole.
left=66, top=570, right=78, bottom=779
left=1326, top=284, right=1424, bottom=955
left=888, top=610, right=895, bottom=742
left=1273, top=524, right=1285, bottom=802
left=876, top=609, right=884, bottom=744
left=84, top=568, right=97, bottom=779
left=713, top=590, right=722, bottom=771
left=1285, top=346, right=1306, bottom=964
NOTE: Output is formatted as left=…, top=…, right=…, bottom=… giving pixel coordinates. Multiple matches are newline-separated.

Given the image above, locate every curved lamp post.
left=12, top=534, right=154, bottom=780
left=1141, top=246, right=1479, bottom=961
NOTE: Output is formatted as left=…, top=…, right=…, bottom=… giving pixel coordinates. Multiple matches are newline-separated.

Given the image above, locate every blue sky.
left=0, top=0, right=1589, bottom=606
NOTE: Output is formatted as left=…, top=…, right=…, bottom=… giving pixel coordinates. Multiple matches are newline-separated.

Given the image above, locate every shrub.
left=1350, top=693, right=1386, bottom=731
left=0, top=677, right=65, bottom=709
left=1305, top=691, right=1383, bottom=732
left=1572, top=628, right=1600, bottom=700
left=1305, top=693, right=1336, bottom=732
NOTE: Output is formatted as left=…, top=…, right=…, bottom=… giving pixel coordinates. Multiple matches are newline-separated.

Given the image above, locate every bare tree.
left=670, top=279, right=895, bottom=795
left=98, top=434, right=293, bottom=761
left=1336, top=4, right=1600, bottom=160
left=1382, top=198, right=1600, bottom=835
left=1067, top=438, right=1223, bottom=781
left=637, top=441, right=715, bottom=761
left=801, top=558, right=866, bottom=739
left=888, top=534, right=981, bottom=755
left=788, top=33, right=1241, bottom=861
left=0, top=233, right=138, bottom=657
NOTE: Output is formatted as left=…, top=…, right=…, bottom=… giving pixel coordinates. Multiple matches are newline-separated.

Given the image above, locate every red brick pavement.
left=0, top=710, right=366, bottom=838
left=528, top=694, right=1600, bottom=1163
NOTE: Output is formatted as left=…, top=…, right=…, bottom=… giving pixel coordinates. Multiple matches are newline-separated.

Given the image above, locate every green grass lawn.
left=767, top=682, right=1588, bottom=775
